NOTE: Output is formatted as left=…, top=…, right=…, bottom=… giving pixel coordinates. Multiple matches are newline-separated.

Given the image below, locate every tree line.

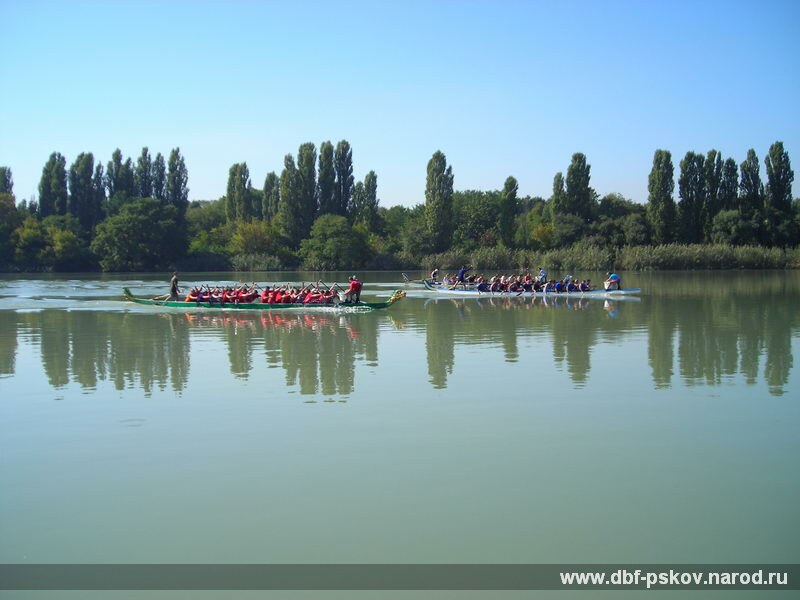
left=0, top=140, right=796, bottom=272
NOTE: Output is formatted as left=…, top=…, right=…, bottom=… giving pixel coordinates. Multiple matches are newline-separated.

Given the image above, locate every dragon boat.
left=123, top=288, right=406, bottom=311
left=422, top=281, right=640, bottom=299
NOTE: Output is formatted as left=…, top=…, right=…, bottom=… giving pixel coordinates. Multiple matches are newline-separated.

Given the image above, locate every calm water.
left=0, top=271, right=798, bottom=596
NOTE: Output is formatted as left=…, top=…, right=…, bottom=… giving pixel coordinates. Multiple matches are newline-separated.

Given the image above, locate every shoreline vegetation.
left=1, top=141, right=797, bottom=274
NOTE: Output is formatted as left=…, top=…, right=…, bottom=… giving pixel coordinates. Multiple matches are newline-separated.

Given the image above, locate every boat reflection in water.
left=183, top=311, right=380, bottom=396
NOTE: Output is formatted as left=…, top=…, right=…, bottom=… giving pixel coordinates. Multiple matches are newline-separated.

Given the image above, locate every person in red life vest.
left=260, top=286, right=271, bottom=303
left=304, top=287, right=322, bottom=303
left=343, top=275, right=362, bottom=303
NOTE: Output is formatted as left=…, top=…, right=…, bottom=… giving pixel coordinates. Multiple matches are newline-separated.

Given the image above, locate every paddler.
left=343, top=275, right=362, bottom=303
left=169, top=272, right=180, bottom=300
left=605, top=272, right=622, bottom=290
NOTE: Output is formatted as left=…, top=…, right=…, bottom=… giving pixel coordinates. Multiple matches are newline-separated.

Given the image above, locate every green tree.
left=105, top=149, right=135, bottom=199
left=499, top=176, right=518, bottom=247
left=765, top=141, right=794, bottom=215
left=187, top=198, right=227, bottom=237
left=40, top=215, right=86, bottom=270
left=166, top=147, right=189, bottom=223
left=739, top=148, right=763, bottom=218
left=90, top=197, right=181, bottom=271
left=317, top=141, right=335, bottom=215
left=333, top=140, right=354, bottom=216
left=0, top=192, right=20, bottom=264
left=564, top=152, right=594, bottom=220
left=277, top=154, right=303, bottom=245
left=68, top=152, right=96, bottom=235
left=424, top=150, right=454, bottom=252
left=225, top=162, right=253, bottom=221
left=228, top=220, right=278, bottom=255
left=350, top=181, right=367, bottom=227
left=38, top=152, right=68, bottom=217
left=92, top=163, right=106, bottom=226
left=451, top=190, right=500, bottom=249
left=401, top=205, right=434, bottom=256
left=622, top=213, right=649, bottom=245
left=152, top=152, right=166, bottom=202
left=678, top=151, right=706, bottom=243
left=262, top=171, right=279, bottom=221
left=0, top=167, right=12, bottom=194
left=12, top=215, right=46, bottom=267
left=135, top=147, right=153, bottom=198
left=297, top=142, right=318, bottom=232
left=711, top=209, right=758, bottom=245
left=646, top=149, right=677, bottom=244
left=764, top=141, right=796, bottom=246
left=703, top=149, right=723, bottom=238
left=299, top=214, right=368, bottom=270
left=720, top=157, right=738, bottom=211
left=551, top=172, right=566, bottom=216
left=353, top=170, right=379, bottom=230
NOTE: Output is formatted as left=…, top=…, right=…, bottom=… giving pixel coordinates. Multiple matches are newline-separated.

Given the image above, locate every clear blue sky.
left=1, top=0, right=798, bottom=207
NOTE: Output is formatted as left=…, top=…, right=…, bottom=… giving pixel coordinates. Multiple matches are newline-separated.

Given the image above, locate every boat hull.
left=123, top=288, right=405, bottom=311
left=422, top=281, right=640, bottom=298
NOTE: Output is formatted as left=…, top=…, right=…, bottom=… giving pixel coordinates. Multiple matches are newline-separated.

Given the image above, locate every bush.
left=91, top=198, right=182, bottom=271
left=228, top=220, right=279, bottom=255
left=230, top=253, right=288, bottom=271
left=299, top=214, right=369, bottom=270
left=617, top=243, right=794, bottom=270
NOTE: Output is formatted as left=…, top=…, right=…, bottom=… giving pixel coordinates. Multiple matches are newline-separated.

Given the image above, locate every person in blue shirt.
left=451, top=266, right=470, bottom=290
left=605, top=272, right=622, bottom=290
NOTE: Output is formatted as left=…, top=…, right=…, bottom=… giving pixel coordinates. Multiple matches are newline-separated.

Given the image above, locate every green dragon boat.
left=123, top=288, right=405, bottom=311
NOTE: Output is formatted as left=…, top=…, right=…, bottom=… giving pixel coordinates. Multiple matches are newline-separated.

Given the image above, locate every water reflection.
left=0, top=272, right=796, bottom=397
left=184, top=311, right=379, bottom=395
left=8, top=310, right=191, bottom=394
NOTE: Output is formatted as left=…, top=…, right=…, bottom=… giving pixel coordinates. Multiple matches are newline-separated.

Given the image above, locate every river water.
left=0, top=271, right=798, bottom=597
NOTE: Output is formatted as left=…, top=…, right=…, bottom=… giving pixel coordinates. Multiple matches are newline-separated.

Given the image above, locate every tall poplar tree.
left=564, top=152, right=593, bottom=220
left=226, top=162, right=253, bottom=221
left=135, top=147, right=153, bottom=198
left=352, top=171, right=379, bottom=229
left=703, top=149, right=723, bottom=238
left=106, top=149, right=135, bottom=199
left=38, top=152, right=68, bottom=217
left=551, top=172, right=566, bottom=217
left=92, top=163, right=106, bottom=230
left=0, top=167, right=12, bottom=194
left=678, top=151, right=706, bottom=243
left=646, top=149, right=676, bottom=244
left=739, top=149, right=763, bottom=217
left=499, top=175, right=518, bottom=247
left=720, top=158, right=738, bottom=211
left=363, top=170, right=379, bottom=228
left=263, top=171, right=280, bottom=221
left=277, top=154, right=303, bottom=245
left=152, top=152, right=166, bottom=202
left=765, top=141, right=794, bottom=215
left=297, top=142, right=317, bottom=233
left=424, top=150, right=454, bottom=252
left=68, top=152, right=95, bottom=233
left=333, top=140, right=354, bottom=216
left=764, top=141, right=796, bottom=246
left=317, top=141, right=335, bottom=215
left=166, top=148, right=189, bottom=223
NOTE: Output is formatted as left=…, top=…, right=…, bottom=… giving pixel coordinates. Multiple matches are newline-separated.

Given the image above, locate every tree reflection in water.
left=184, top=311, right=380, bottom=396
left=0, top=273, right=796, bottom=397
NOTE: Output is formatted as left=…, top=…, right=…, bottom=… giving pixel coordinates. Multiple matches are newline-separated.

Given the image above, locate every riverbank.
left=418, top=243, right=800, bottom=272
left=2, top=243, right=799, bottom=274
